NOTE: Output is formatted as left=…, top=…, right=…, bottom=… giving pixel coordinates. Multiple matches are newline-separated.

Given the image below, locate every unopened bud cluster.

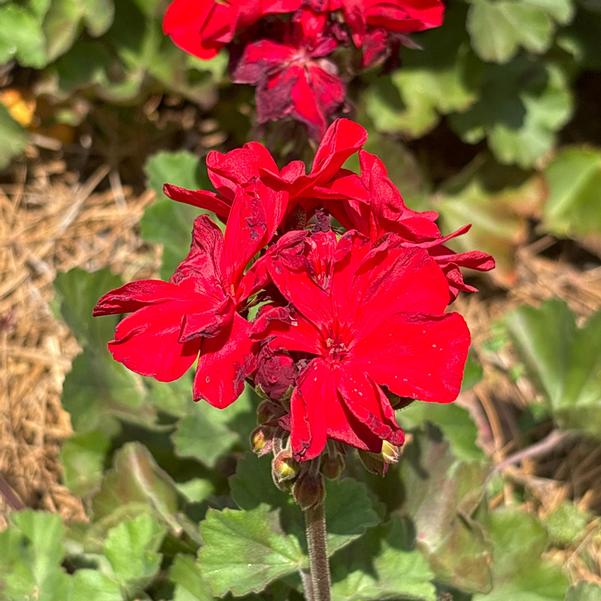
left=250, top=396, right=351, bottom=509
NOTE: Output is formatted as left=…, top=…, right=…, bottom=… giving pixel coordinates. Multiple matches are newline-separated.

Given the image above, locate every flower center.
left=324, top=337, right=349, bottom=362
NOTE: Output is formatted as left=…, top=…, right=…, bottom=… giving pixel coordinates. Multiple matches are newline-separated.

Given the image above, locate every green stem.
left=304, top=501, right=331, bottom=601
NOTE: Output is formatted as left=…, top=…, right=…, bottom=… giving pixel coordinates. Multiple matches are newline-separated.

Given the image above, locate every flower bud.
left=381, top=441, right=401, bottom=465
left=272, top=450, right=299, bottom=487
left=320, top=452, right=345, bottom=480
left=292, top=472, right=325, bottom=511
left=256, top=399, right=286, bottom=426
left=255, top=347, right=297, bottom=401
left=250, top=425, right=274, bottom=457
left=358, top=450, right=389, bottom=477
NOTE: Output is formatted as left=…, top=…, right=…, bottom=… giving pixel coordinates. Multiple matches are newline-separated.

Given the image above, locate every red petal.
left=93, top=280, right=185, bottom=316
left=290, top=358, right=330, bottom=460
left=193, top=314, right=256, bottom=408
left=221, top=181, right=287, bottom=288
left=171, top=216, right=225, bottom=299
left=206, top=142, right=279, bottom=199
left=268, top=232, right=334, bottom=327
left=365, top=0, right=445, bottom=34
left=108, top=303, right=200, bottom=381
left=337, top=367, right=405, bottom=446
left=353, top=312, right=471, bottom=403
left=353, top=245, right=451, bottom=331
left=179, top=299, right=234, bottom=342
left=311, top=118, right=367, bottom=183
left=232, top=40, right=296, bottom=84
left=163, top=184, right=231, bottom=221
left=163, top=0, right=229, bottom=58
left=252, top=305, right=322, bottom=355
left=289, top=68, right=329, bottom=137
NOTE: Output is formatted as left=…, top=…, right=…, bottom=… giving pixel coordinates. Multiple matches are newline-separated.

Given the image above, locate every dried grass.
left=0, top=155, right=157, bottom=524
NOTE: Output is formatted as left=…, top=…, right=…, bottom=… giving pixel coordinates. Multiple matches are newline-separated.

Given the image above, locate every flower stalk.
left=304, top=500, right=331, bottom=601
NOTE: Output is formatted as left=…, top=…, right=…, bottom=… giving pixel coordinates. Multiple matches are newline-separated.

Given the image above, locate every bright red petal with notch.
left=108, top=303, right=200, bottom=381
left=353, top=312, right=470, bottom=403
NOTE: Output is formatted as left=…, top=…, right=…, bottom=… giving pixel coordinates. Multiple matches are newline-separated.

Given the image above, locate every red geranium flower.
left=254, top=230, right=471, bottom=460
left=328, top=150, right=495, bottom=299
left=305, top=0, right=445, bottom=64
left=164, top=118, right=367, bottom=226
left=232, top=9, right=345, bottom=137
left=94, top=181, right=286, bottom=407
left=163, top=0, right=302, bottom=59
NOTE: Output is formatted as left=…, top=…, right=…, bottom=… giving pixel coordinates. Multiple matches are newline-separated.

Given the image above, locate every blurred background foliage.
left=1, top=0, right=601, bottom=600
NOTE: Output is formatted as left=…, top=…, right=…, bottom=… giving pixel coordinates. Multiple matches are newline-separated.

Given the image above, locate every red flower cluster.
left=95, top=119, right=493, bottom=461
left=163, top=0, right=445, bottom=136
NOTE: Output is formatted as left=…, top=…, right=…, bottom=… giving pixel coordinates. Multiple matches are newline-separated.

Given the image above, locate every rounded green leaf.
left=198, top=506, right=304, bottom=597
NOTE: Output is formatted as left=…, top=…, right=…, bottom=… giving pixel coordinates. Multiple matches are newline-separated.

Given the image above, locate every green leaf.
left=54, top=39, right=113, bottom=93
left=450, top=60, right=573, bottom=168
left=147, top=375, right=194, bottom=418
left=54, top=267, right=120, bottom=346
left=0, top=103, right=27, bottom=170
left=473, top=508, right=569, bottom=601
left=175, top=479, right=215, bottom=504
left=171, top=408, right=238, bottom=468
left=41, top=0, right=114, bottom=61
left=331, top=518, right=436, bottom=601
left=557, top=7, right=601, bottom=70
left=92, top=443, right=182, bottom=534
left=141, top=150, right=209, bottom=278
left=467, top=0, right=564, bottom=63
left=61, top=431, right=111, bottom=497
left=566, top=583, right=601, bottom=601
left=172, top=387, right=254, bottom=468
left=69, top=570, right=123, bottom=601
left=0, top=510, right=70, bottom=601
left=170, top=555, right=214, bottom=601
left=543, top=502, right=589, bottom=547
left=54, top=269, right=155, bottom=433
left=230, top=453, right=380, bottom=555
left=543, top=146, right=601, bottom=237
left=104, top=513, right=166, bottom=591
left=0, top=4, right=47, bottom=68
left=365, top=3, right=479, bottom=138
left=198, top=506, right=304, bottom=597
left=398, top=403, right=485, bottom=462
left=42, top=0, right=82, bottom=61
left=324, top=479, right=381, bottom=555
left=400, top=431, right=492, bottom=593
left=506, top=300, right=601, bottom=437
left=82, top=0, right=115, bottom=36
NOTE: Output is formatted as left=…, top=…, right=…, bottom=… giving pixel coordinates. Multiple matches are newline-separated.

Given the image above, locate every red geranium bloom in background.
left=232, top=10, right=345, bottom=137
left=329, top=150, right=495, bottom=299
left=94, top=181, right=286, bottom=407
left=164, top=118, right=366, bottom=226
left=163, top=0, right=302, bottom=59
left=306, top=0, right=445, bottom=64
left=338, top=0, right=445, bottom=44
left=254, top=230, right=471, bottom=460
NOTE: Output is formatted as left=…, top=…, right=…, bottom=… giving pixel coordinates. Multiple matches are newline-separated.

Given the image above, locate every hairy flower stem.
left=304, top=501, right=331, bottom=601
